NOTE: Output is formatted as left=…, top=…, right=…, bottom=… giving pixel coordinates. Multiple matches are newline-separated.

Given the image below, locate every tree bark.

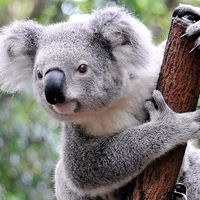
left=29, top=0, right=45, bottom=19
left=129, top=13, right=200, bottom=200
left=165, top=0, right=177, bottom=10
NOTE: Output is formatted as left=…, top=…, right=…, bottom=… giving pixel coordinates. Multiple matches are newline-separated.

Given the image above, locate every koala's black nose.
left=44, top=69, right=66, bottom=105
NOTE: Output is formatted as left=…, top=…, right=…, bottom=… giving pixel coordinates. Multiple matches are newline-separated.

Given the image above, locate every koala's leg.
left=177, top=141, right=200, bottom=200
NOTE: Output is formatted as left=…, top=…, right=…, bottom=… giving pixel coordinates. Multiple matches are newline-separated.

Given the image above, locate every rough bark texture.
left=129, top=16, right=200, bottom=200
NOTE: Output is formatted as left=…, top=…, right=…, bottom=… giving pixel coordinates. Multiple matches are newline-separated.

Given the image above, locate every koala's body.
left=1, top=4, right=200, bottom=200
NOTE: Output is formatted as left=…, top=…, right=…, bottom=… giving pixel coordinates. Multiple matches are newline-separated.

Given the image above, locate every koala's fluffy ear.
left=0, top=20, right=42, bottom=93
left=89, top=7, right=153, bottom=67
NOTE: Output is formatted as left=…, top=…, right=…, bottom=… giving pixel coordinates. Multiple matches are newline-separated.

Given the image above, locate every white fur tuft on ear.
left=0, top=20, right=42, bottom=93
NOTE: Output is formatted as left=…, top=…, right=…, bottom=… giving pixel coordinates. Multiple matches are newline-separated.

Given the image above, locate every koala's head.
left=0, top=7, right=153, bottom=122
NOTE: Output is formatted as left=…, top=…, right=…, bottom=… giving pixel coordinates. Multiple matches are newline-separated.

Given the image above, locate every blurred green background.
left=0, top=0, right=199, bottom=200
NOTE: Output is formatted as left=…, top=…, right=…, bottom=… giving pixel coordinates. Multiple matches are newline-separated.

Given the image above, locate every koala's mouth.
left=51, top=101, right=80, bottom=115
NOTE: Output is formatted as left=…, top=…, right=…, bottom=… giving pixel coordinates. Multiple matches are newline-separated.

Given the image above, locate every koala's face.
left=0, top=7, right=152, bottom=122
left=34, top=23, right=123, bottom=121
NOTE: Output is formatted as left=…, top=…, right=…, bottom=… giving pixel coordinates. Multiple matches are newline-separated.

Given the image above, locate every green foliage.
left=0, top=0, right=200, bottom=199
left=0, top=92, right=60, bottom=200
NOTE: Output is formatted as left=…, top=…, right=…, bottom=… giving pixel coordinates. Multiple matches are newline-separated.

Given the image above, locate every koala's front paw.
left=145, top=90, right=173, bottom=122
left=145, top=90, right=200, bottom=141
left=173, top=4, right=200, bottom=52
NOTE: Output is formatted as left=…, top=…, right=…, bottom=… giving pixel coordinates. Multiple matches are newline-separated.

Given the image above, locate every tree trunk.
left=129, top=13, right=200, bottom=200
left=29, top=0, right=45, bottom=19
left=165, top=0, right=177, bottom=10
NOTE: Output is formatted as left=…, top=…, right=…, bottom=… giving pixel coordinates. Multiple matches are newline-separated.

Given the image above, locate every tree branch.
left=129, top=11, right=200, bottom=200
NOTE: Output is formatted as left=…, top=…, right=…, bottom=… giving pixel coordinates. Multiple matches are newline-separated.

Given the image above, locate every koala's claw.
left=180, top=33, right=188, bottom=38
left=152, top=90, right=169, bottom=112
left=145, top=90, right=171, bottom=121
left=173, top=5, right=200, bottom=53
left=185, top=21, right=200, bottom=38
left=189, top=41, right=200, bottom=53
left=186, top=23, right=200, bottom=53
left=144, top=101, right=156, bottom=115
left=170, top=183, right=187, bottom=200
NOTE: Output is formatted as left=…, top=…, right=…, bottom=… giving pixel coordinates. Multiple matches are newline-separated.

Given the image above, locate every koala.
left=0, top=4, right=200, bottom=200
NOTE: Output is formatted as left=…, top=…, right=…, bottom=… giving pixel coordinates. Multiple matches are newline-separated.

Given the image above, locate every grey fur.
left=0, top=4, right=200, bottom=200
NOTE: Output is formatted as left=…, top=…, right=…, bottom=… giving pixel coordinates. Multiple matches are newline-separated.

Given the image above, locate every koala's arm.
left=62, top=91, right=200, bottom=195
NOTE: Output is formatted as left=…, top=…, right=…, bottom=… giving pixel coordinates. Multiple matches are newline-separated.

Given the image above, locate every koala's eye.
left=77, top=64, right=88, bottom=74
left=37, top=70, right=43, bottom=79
